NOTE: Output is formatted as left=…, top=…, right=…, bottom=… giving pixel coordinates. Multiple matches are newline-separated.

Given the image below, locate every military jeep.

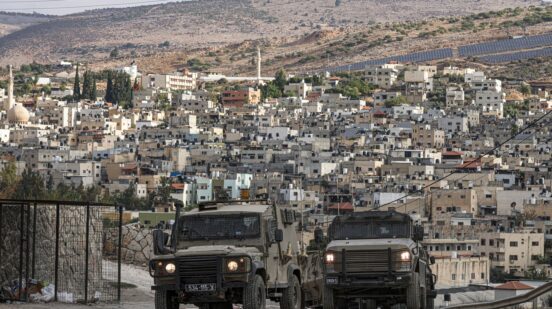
left=320, top=210, right=437, bottom=309
left=149, top=201, right=323, bottom=309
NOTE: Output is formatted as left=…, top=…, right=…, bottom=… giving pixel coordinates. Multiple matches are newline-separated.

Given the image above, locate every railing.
left=446, top=281, right=552, bottom=309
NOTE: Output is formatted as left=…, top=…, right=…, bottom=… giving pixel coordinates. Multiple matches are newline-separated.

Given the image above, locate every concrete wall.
left=432, top=256, right=490, bottom=289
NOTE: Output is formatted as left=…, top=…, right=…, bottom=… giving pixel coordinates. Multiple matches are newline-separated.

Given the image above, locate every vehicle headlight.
left=400, top=251, right=411, bottom=261
left=149, top=260, right=176, bottom=277
left=325, top=252, right=336, bottom=264
left=165, top=263, right=176, bottom=274
left=227, top=261, right=239, bottom=272
left=224, top=257, right=251, bottom=273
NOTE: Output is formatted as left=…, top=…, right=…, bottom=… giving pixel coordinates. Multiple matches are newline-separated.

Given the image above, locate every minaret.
left=5, top=65, right=14, bottom=111
left=257, top=46, right=263, bottom=86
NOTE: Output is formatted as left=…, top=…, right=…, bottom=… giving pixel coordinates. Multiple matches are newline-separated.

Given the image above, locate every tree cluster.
left=325, top=77, right=375, bottom=99
left=105, top=71, right=134, bottom=108
left=81, top=70, right=97, bottom=101
left=260, top=69, right=288, bottom=100
left=0, top=162, right=150, bottom=210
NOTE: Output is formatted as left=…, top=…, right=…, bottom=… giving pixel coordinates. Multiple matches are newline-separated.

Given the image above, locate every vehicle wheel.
left=155, top=290, right=179, bottom=309
left=420, top=287, right=426, bottom=309
left=280, top=275, right=303, bottom=309
left=323, top=285, right=335, bottom=309
left=323, top=285, right=346, bottom=309
left=244, top=274, right=266, bottom=309
left=406, top=272, right=421, bottom=309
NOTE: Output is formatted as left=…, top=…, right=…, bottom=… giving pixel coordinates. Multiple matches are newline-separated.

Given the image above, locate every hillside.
left=0, top=0, right=541, bottom=68
left=0, top=13, right=50, bottom=38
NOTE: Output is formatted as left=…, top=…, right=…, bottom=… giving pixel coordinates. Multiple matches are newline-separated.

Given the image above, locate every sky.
left=0, top=0, right=178, bottom=16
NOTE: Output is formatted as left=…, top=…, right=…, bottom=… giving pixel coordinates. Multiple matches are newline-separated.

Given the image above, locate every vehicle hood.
left=175, top=245, right=260, bottom=257
left=326, top=238, right=415, bottom=251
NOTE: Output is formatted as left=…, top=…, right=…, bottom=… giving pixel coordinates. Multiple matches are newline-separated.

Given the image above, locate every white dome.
left=7, top=103, right=30, bottom=124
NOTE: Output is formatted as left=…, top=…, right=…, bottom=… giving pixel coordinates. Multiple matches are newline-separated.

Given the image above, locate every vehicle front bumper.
left=325, top=272, right=412, bottom=289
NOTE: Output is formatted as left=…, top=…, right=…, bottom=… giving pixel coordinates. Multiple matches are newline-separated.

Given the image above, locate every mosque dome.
left=7, top=103, right=30, bottom=124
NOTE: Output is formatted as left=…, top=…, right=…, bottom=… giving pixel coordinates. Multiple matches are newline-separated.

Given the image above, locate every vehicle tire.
left=420, top=287, right=426, bottom=309
left=406, top=272, right=421, bottom=309
left=280, top=275, right=303, bottom=309
left=155, top=290, right=179, bottom=309
left=323, top=285, right=346, bottom=309
left=243, top=274, right=266, bottom=309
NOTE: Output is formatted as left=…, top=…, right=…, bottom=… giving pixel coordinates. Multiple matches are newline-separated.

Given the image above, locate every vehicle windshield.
left=179, top=214, right=261, bottom=240
left=329, top=220, right=411, bottom=240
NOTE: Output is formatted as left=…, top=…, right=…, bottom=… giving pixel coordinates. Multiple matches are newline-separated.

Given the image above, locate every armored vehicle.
left=149, top=201, right=323, bottom=309
left=320, top=210, right=436, bottom=309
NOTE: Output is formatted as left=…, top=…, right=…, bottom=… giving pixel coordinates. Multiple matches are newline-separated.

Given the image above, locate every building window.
left=481, top=273, right=485, bottom=279
left=481, top=239, right=486, bottom=246
left=471, top=273, right=475, bottom=280
left=452, top=274, right=456, bottom=281
left=509, top=241, right=518, bottom=247
left=532, top=241, right=539, bottom=246
left=509, top=255, right=518, bottom=261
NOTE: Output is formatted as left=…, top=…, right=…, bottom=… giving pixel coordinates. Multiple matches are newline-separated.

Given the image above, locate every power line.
left=372, top=109, right=552, bottom=211
left=0, top=0, right=174, bottom=11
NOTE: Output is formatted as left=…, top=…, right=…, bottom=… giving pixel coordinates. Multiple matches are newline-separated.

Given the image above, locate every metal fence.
left=0, top=199, right=122, bottom=304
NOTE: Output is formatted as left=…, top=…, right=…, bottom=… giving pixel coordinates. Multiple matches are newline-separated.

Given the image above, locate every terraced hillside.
left=0, top=0, right=542, bottom=68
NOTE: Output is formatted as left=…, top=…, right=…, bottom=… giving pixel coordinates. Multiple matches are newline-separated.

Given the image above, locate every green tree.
left=384, top=95, right=408, bottom=107
left=14, top=168, right=45, bottom=200
left=260, top=82, right=282, bottom=100
left=81, top=70, right=91, bottom=100
left=105, top=71, right=114, bottom=103
left=274, top=69, right=287, bottom=92
left=73, top=64, right=81, bottom=101
left=519, top=83, right=531, bottom=96
left=90, top=75, right=97, bottom=101
left=110, top=48, right=119, bottom=58
left=157, top=177, right=172, bottom=203
left=0, top=161, right=17, bottom=198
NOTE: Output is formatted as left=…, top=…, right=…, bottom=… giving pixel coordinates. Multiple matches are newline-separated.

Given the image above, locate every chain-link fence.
left=0, top=200, right=122, bottom=304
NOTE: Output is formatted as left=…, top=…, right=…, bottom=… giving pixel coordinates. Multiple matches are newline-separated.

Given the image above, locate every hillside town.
left=0, top=55, right=552, bottom=304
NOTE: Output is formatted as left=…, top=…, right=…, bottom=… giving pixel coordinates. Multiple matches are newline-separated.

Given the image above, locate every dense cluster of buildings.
left=1, top=60, right=552, bottom=289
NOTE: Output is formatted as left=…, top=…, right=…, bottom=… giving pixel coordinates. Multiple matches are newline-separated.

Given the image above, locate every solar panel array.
left=327, top=48, right=453, bottom=73
left=478, top=47, right=552, bottom=64
left=459, top=33, right=552, bottom=57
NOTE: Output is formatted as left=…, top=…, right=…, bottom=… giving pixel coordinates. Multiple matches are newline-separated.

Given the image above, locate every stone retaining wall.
left=0, top=205, right=103, bottom=302
left=104, top=224, right=156, bottom=266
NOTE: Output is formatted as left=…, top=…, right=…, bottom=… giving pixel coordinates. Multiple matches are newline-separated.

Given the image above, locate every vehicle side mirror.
left=153, top=229, right=172, bottom=255
left=430, top=256, right=435, bottom=265
left=314, top=227, right=324, bottom=244
left=275, top=229, right=284, bottom=243
left=413, top=225, right=424, bottom=242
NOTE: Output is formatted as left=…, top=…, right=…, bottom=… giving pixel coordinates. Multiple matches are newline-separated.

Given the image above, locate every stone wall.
left=0, top=205, right=104, bottom=302
left=104, top=223, right=154, bottom=266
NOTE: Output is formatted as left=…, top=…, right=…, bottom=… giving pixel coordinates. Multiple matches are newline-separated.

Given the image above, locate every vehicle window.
left=180, top=214, right=260, bottom=240
left=329, top=220, right=411, bottom=240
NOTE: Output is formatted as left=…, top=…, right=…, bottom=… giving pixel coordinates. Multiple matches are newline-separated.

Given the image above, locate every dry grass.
left=0, top=0, right=544, bottom=71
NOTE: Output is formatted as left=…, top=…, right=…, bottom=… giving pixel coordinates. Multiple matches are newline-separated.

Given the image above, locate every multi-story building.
left=364, top=64, right=400, bottom=89
left=431, top=189, right=478, bottom=215
left=479, top=231, right=545, bottom=275
left=412, top=124, right=445, bottom=149
left=142, top=71, right=198, bottom=91
left=221, top=87, right=261, bottom=107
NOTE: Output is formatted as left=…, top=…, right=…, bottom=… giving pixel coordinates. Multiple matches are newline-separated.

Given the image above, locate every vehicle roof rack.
left=198, top=199, right=271, bottom=211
